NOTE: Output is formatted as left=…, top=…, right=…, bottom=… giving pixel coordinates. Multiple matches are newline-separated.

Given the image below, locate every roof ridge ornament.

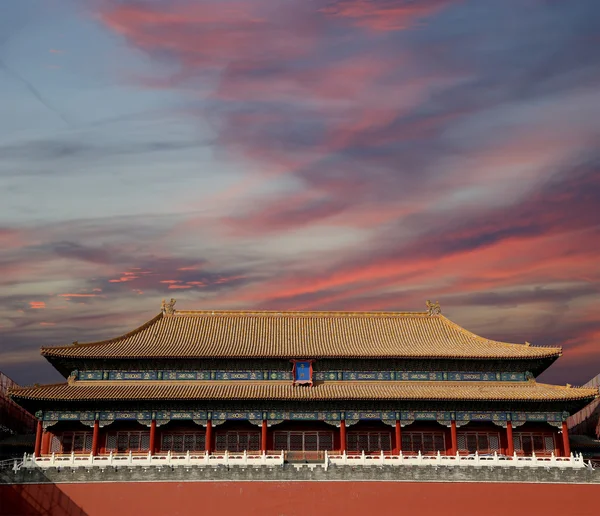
left=426, top=300, right=441, bottom=316
left=161, top=298, right=177, bottom=316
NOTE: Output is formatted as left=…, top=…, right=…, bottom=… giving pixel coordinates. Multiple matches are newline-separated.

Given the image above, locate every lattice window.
left=401, top=432, right=446, bottom=454
left=50, top=435, right=62, bottom=453
left=347, top=432, right=392, bottom=452
left=57, top=432, right=92, bottom=453
left=456, top=431, right=501, bottom=454
left=513, top=432, right=555, bottom=455
left=105, top=431, right=150, bottom=452
left=214, top=431, right=261, bottom=452
left=272, top=431, right=334, bottom=451
left=161, top=432, right=205, bottom=452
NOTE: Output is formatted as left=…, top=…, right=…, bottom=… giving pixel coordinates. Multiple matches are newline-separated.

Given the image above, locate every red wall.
left=1, top=482, right=597, bottom=516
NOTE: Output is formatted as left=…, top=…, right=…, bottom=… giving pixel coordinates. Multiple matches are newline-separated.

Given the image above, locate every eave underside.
left=46, top=356, right=560, bottom=379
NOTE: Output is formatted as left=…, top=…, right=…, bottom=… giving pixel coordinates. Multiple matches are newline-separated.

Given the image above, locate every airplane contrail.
left=0, top=58, right=71, bottom=127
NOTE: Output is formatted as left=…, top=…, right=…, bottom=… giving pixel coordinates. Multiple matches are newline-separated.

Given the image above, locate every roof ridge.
left=173, top=310, right=430, bottom=316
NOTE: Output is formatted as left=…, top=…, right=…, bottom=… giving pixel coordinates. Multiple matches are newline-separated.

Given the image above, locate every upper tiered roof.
left=41, top=306, right=562, bottom=361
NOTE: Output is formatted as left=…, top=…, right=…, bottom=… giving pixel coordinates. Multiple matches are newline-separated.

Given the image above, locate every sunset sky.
left=1, top=0, right=599, bottom=387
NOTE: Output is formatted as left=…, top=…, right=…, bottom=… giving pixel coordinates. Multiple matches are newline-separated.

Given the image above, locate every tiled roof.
left=9, top=380, right=597, bottom=402
left=40, top=310, right=562, bottom=360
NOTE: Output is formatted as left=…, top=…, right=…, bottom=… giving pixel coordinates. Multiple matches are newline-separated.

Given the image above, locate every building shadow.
left=0, top=479, right=87, bottom=516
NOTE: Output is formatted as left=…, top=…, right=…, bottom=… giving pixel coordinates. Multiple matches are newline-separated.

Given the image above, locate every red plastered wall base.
left=1, top=481, right=598, bottom=516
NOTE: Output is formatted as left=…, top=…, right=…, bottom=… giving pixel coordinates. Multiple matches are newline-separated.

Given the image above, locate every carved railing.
left=324, top=450, right=591, bottom=470
left=16, top=450, right=593, bottom=470
left=22, top=450, right=284, bottom=469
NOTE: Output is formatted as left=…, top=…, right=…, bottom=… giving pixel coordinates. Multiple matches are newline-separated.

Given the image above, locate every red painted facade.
left=1, top=482, right=597, bottom=516
left=36, top=419, right=569, bottom=458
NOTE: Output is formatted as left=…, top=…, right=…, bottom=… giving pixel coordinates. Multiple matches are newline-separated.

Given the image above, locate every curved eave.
left=9, top=381, right=598, bottom=403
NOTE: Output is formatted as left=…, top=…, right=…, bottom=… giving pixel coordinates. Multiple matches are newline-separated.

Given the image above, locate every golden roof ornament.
left=426, top=300, right=441, bottom=316
left=161, top=298, right=177, bottom=316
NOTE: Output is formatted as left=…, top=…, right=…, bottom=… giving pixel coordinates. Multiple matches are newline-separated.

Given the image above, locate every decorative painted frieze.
left=39, top=409, right=567, bottom=427
left=76, top=370, right=528, bottom=382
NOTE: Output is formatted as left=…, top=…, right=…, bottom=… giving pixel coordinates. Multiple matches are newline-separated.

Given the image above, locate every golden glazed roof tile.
left=9, top=381, right=597, bottom=402
left=40, top=310, right=562, bottom=360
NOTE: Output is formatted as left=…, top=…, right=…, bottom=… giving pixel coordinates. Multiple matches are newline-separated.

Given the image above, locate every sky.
left=0, top=0, right=599, bottom=387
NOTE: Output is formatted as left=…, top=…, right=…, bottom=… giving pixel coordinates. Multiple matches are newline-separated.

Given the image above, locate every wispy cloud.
left=0, top=0, right=599, bottom=385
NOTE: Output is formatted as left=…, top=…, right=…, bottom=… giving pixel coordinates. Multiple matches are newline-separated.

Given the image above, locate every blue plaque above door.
left=291, top=360, right=314, bottom=386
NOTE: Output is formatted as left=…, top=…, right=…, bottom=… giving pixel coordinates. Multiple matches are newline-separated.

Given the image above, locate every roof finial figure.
left=161, top=298, right=177, bottom=316
left=426, top=300, right=441, bottom=316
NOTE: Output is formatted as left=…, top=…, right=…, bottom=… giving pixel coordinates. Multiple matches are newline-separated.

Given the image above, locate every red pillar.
left=339, top=420, right=346, bottom=453
left=91, top=420, right=99, bottom=456
left=34, top=420, right=42, bottom=456
left=394, top=421, right=402, bottom=455
left=450, top=420, right=458, bottom=455
left=149, top=420, right=156, bottom=455
left=506, top=421, right=514, bottom=455
left=562, top=421, right=571, bottom=457
left=261, top=420, right=268, bottom=453
left=205, top=421, right=212, bottom=453
left=41, top=431, right=51, bottom=455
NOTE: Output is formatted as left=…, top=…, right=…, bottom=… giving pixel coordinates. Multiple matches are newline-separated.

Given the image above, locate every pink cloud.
left=58, top=293, right=103, bottom=298
left=29, top=301, right=46, bottom=309
left=320, top=0, right=458, bottom=32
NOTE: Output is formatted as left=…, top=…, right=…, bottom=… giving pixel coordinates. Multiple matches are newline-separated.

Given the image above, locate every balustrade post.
left=34, top=420, right=42, bottom=457
left=561, top=421, right=571, bottom=457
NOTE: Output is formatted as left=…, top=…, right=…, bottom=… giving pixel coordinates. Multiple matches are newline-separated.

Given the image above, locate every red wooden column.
left=394, top=421, right=402, bottom=455
left=34, top=420, right=43, bottom=456
left=205, top=420, right=213, bottom=454
left=450, top=420, right=458, bottom=455
left=41, top=430, right=51, bottom=455
left=261, top=420, right=268, bottom=453
left=149, top=420, right=156, bottom=455
left=339, top=420, right=347, bottom=453
left=91, top=420, right=100, bottom=456
left=506, top=421, right=514, bottom=455
left=562, top=421, right=571, bottom=457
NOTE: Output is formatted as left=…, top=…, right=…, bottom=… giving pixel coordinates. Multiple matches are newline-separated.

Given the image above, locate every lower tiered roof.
left=9, top=380, right=598, bottom=402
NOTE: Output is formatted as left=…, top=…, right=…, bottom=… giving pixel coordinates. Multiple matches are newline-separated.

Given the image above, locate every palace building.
left=9, top=301, right=599, bottom=461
